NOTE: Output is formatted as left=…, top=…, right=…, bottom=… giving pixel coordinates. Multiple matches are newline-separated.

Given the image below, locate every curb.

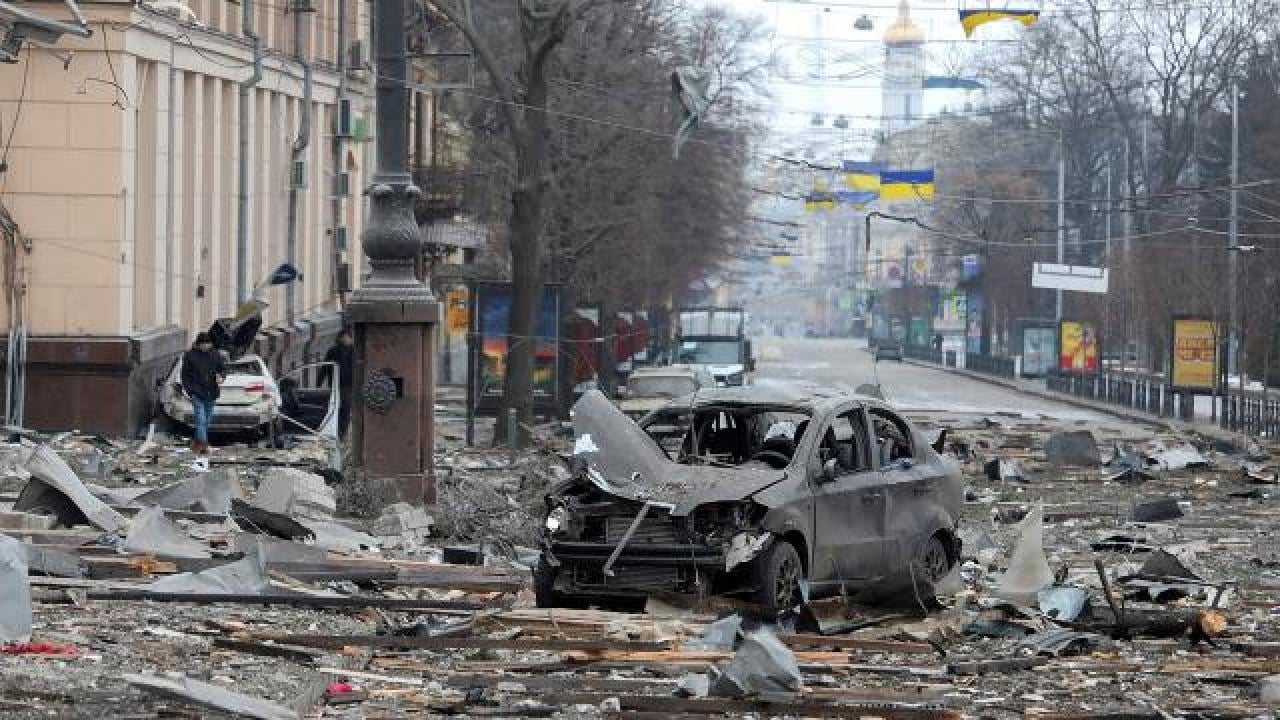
left=900, top=358, right=1178, bottom=431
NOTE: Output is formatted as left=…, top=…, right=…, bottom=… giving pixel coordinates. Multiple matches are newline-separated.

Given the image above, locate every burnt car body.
left=535, top=385, right=964, bottom=610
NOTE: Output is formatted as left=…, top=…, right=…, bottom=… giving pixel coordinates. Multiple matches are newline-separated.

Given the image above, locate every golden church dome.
left=883, top=0, right=925, bottom=45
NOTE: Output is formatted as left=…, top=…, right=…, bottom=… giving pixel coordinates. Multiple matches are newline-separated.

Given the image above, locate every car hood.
left=571, top=390, right=783, bottom=516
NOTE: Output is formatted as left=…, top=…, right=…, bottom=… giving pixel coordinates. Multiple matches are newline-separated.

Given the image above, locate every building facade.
left=0, top=0, right=386, bottom=434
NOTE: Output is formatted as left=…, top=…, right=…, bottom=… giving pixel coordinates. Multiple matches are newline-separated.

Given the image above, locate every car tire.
left=533, top=557, right=587, bottom=609
left=915, top=533, right=953, bottom=586
left=750, top=540, right=804, bottom=611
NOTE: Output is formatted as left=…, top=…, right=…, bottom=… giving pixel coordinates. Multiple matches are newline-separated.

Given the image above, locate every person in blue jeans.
left=180, top=332, right=225, bottom=454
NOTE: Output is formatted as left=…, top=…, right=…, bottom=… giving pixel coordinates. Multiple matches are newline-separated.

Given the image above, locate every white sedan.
left=160, top=358, right=339, bottom=441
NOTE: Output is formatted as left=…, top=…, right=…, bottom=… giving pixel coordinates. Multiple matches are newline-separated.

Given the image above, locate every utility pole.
left=1228, top=77, right=1241, bottom=426
left=1056, top=131, right=1066, bottom=322
left=348, top=0, right=441, bottom=507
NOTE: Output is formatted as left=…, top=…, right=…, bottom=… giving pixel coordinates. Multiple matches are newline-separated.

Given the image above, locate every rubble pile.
left=2, top=404, right=1280, bottom=718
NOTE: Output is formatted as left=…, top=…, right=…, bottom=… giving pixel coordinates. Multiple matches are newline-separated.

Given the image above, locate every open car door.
left=277, top=362, right=339, bottom=440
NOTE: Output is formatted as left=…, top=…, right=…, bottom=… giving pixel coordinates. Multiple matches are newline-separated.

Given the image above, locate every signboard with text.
left=1170, top=318, right=1220, bottom=392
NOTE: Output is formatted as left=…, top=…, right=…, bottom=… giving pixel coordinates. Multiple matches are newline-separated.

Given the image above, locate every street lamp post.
left=347, top=0, right=441, bottom=506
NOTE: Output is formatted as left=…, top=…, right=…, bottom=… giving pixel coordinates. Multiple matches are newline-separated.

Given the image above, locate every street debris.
left=0, top=533, right=31, bottom=643
left=0, top=386, right=1277, bottom=718
left=1044, top=429, right=1100, bottom=467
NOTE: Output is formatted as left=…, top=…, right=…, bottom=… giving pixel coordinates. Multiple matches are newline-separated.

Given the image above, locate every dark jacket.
left=321, top=344, right=354, bottom=389
left=181, top=348, right=226, bottom=403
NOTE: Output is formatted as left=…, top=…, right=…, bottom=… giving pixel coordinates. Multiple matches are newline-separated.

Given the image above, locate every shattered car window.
left=870, top=407, right=913, bottom=466
left=679, top=408, right=810, bottom=468
left=226, top=360, right=264, bottom=376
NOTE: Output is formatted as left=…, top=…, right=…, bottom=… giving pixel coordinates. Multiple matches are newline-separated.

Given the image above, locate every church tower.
left=881, top=0, right=926, bottom=138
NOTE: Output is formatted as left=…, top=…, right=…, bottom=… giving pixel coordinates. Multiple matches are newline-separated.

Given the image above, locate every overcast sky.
left=727, top=0, right=1035, bottom=162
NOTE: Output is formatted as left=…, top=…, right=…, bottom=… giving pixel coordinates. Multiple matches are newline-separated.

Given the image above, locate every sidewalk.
left=902, top=358, right=1251, bottom=446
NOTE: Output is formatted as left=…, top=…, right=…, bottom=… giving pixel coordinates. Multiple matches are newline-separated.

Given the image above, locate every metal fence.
left=1219, top=391, right=1280, bottom=437
left=965, top=353, right=1016, bottom=378
left=1046, top=370, right=1197, bottom=422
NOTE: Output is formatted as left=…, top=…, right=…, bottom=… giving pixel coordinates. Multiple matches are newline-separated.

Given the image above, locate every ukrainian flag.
left=836, top=191, right=878, bottom=209
left=879, top=170, right=935, bottom=202
left=804, top=192, right=836, bottom=213
left=959, top=8, right=1039, bottom=38
left=842, top=161, right=883, bottom=193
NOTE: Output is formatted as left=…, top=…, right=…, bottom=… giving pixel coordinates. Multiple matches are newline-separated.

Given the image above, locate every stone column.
left=347, top=0, right=438, bottom=506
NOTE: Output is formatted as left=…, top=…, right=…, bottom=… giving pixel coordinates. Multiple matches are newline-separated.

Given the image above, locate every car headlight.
left=545, top=506, right=570, bottom=534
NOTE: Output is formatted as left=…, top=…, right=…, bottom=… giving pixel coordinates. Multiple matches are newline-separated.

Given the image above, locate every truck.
left=674, top=307, right=755, bottom=387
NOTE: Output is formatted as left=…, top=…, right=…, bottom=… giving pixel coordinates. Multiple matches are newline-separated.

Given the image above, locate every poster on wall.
left=1058, top=321, right=1099, bottom=373
left=469, top=283, right=561, bottom=415
left=965, top=292, right=984, bottom=354
left=1170, top=318, right=1219, bottom=391
left=1022, top=326, right=1056, bottom=377
left=446, top=290, right=469, bottom=333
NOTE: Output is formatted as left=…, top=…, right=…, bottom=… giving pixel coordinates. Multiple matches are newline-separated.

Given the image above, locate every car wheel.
left=916, top=533, right=952, bottom=585
left=751, top=540, right=804, bottom=611
left=533, top=557, right=587, bottom=609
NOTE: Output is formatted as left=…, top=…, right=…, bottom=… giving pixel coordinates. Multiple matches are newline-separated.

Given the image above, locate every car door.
left=808, top=403, right=891, bottom=583
left=870, top=406, right=930, bottom=571
left=276, top=362, right=340, bottom=440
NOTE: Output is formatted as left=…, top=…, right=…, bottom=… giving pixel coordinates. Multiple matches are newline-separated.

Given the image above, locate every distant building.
left=0, top=0, right=436, bottom=435
left=881, top=0, right=925, bottom=139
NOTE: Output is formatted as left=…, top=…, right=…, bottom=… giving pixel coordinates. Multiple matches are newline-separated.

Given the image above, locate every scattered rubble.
left=0, top=390, right=1278, bottom=718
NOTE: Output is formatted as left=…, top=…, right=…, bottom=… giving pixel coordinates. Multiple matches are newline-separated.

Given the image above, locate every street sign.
left=1032, top=263, right=1109, bottom=294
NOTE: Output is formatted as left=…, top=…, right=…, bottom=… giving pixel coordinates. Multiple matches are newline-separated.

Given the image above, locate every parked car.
left=618, top=365, right=711, bottom=419
left=875, top=340, right=904, bottom=362
left=535, top=385, right=963, bottom=611
left=159, top=313, right=339, bottom=442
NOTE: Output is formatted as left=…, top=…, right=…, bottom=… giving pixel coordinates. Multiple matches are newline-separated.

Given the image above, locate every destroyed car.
left=159, top=312, right=339, bottom=440
left=618, top=365, right=712, bottom=419
left=536, top=385, right=964, bottom=611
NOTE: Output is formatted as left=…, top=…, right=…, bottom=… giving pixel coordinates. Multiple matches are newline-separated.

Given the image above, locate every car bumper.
left=169, top=406, right=272, bottom=431
left=545, top=541, right=726, bottom=595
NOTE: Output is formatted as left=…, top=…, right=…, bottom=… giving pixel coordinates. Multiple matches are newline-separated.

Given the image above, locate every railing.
left=1045, top=370, right=1197, bottom=422
left=965, top=353, right=1016, bottom=379
left=1219, top=390, right=1280, bottom=437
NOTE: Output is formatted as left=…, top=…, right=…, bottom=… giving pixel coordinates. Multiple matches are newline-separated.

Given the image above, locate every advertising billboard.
left=1170, top=318, right=1220, bottom=391
left=1059, top=321, right=1099, bottom=373
left=1022, top=326, right=1057, bottom=377
left=469, top=283, right=561, bottom=415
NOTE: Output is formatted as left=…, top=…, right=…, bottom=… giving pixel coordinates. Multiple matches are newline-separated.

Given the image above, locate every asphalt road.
left=754, top=336, right=1137, bottom=428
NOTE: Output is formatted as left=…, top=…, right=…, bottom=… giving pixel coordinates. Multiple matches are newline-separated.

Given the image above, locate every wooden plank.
left=558, top=693, right=962, bottom=720
left=83, top=557, right=178, bottom=579
left=559, top=649, right=853, bottom=665
left=781, top=634, right=935, bottom=654
left=212, top=637, right=326, bottom=664
left=86, top=590, right=485, bottom=611
left=254, top=633, right=671, bottom=653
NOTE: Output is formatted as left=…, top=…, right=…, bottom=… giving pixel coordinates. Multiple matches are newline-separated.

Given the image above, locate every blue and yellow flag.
left=804, top=192, right=836, bottom=212
left=842, top=161, right=883, bottom=193
left=959, top=8, right=1039, bottom=37
left=880, top=170, right=935, bottom=202
left=836, top=191, right=878, bottom=208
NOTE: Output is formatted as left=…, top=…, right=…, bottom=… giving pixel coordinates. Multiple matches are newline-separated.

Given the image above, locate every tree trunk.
left=495, top=52, right=553, bottom=444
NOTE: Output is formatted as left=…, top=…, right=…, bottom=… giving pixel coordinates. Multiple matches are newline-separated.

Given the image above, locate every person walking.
left=321, top=328, right=354, bottom=437
left=181, top=332, right=225, bottom=455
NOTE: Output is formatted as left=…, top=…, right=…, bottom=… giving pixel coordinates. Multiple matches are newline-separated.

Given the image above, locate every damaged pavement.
left=1, top=386, right=1280, bottom=718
